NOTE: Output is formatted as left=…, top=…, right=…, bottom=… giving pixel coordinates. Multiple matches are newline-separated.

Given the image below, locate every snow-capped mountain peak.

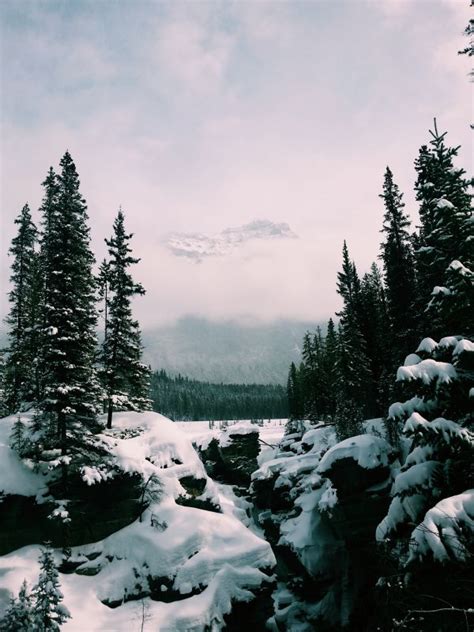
left=165, top=219, right=297, bottom=261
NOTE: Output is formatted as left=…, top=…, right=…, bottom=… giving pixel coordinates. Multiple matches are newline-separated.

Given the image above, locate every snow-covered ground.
left=0, top=412, right=277, bottom=631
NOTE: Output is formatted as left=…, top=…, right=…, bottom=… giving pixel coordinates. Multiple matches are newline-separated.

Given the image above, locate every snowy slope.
left=0, top=412, right=276, bottom=631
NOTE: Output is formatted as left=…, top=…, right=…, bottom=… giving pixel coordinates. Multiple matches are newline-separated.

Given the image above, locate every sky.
left=0, top=0, right=472, bottom=328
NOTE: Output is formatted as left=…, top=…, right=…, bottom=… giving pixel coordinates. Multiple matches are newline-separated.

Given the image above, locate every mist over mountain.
left=165, top=219, right=297, bottom=262
left=141, top=316, right=321, bottom=384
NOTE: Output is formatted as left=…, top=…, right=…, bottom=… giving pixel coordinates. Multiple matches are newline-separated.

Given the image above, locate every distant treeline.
left=150, top=369, right=288, bottom=421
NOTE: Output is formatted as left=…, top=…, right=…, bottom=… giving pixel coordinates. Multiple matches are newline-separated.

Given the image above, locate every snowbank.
left=0, top=411, right=276, bottom=631
left=0, top=413, right=46, bottom=499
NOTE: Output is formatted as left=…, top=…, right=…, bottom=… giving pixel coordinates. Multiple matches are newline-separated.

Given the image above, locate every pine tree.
left=359, top=263, right=392, bottom=414
left=3, top=204, right=38, bottom=412
left=300, top=331, right=320, bottom=421
left=36, top=153, right=100, bottom=459
left=335, top=242, right=372, bottom=435
left=414, top=121, right=472, bottom=337
left=320, top=318, right=338, bottom=420
left=379, top=167, right=418, bottom=359
left=0, top=580, right=33, bottom=631
left=334, top=323, right=365, bottom=440
left=101, top=209, right=150, bottom=428
left=10, top=415, right=30, bottom=457
left=376, top=335, right=473, bottom=630
left=287, top=361, right=304, bottom=421
left=32, top=547, right=70, bottom=631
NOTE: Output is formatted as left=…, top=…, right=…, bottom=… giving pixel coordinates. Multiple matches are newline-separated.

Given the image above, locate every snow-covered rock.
left=0, top=412, right=276, bottom=631
left=317, top=434, right=393, bottom=475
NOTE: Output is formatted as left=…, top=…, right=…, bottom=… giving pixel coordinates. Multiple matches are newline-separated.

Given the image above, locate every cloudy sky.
left=0, top=0, right=471, bottom=328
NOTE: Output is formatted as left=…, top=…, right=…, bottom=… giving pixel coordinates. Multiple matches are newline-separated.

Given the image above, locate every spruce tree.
left=3, top=204, right=38, bottom=412
left=0, top=580, right=33, bottom=632
left=287, top=361, right=304, bottom=421
left=379, top=166, right=418, bottom=359
left=335, top=242, right=371, bottom=435
left=359, top=263, right=392, bottom=415
left=101, top=209, right=150, bottom=428
left=320, top=318, right=338, bottom=420
left=36, top=153, right=99, bottom=459
left=300, top=331, right=320, bottom=421
left=9, top=415, right=32, bottom=457
left=32, top=547, right=70, bottom=631
left=414, top=121, right=472, bottom=337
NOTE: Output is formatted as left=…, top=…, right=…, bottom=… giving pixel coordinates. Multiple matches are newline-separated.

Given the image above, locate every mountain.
left=165, top=219, right=297, bottom=261
left=142, top=316, right=321, bottom=384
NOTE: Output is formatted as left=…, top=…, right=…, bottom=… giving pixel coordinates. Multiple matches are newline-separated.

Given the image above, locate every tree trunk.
left=106, top=397, right=113, bottom=429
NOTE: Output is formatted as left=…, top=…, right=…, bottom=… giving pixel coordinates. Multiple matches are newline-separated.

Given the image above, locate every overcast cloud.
left=0, top=0, right=471, bottom=327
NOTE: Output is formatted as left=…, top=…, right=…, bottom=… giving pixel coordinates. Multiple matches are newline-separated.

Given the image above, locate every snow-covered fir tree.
left=3, top=204, right=38, bottom=412
left=101, top=209, right=151, bottom=428
left=36, top=153, right=100, bottom=459
left=32, top=547, right=70, bottom=631
left=414, top=121, right=472, bottom=338
left=375, top=335, right=473, bottom=631
left=0, top=580, right=33, bottom=632
left=9, top=415, right=32, bottom=458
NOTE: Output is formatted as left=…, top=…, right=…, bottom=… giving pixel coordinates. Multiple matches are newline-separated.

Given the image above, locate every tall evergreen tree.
left=3, top=204, right=38, bottom=412
left=335, top=242, right=372, bottom=433
left=36, top=153, right=99, bottom=458
left=414, top=121, right=472, bottom=337
left=379, top=167, right=418, bottom=358
left=300, top=331, right=320, bottom=421
left=101, top=209, right=150, bottom=428
left=287, top=361, right=304, bottom=421
left=359, top=263, right=392, bottom=414
left=320, top=318, right=338, bottom=420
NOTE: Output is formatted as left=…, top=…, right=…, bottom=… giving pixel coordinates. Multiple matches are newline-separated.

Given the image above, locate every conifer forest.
left=0, top=2, right=472, bottom=631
